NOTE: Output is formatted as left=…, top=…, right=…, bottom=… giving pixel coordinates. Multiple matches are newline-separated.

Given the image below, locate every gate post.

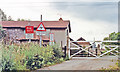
left=67, top=36, right=70, bottom=59
left=88, top=48, right=89, bottom=57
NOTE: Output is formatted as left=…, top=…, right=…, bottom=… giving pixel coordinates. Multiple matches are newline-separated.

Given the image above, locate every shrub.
left=26, top=55, right=44, bottom=70
left=52, top=44, right=64, bottom=58
left=1, top=43, right=65, bottom=71
left=1, top=44, right=16, bottom=71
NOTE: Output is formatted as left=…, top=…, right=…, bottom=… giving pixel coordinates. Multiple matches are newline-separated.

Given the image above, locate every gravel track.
left=38, top=56, right=118, bottom=70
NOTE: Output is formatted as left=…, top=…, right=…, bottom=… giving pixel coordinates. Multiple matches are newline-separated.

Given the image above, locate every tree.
left=103, top=37, right=109, bottom=40
left=103, top=32, right=120, bottom=45
left=17, top=18, right=20, bottom=21
left=21, top=19, right=25, bottom=21
left=0, top=9, right=7, bottom=21
left=17, top=18, right=30, bottom=21
left=0, top=25, right=6, bottom=39
left=8, top=16, right=14, bottom=21
left=103, top=32, right=120, bottom=40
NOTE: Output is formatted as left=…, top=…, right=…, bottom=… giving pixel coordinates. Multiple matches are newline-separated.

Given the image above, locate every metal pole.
left=39, top=33, right=42, bottom=47
left=29, top=38, right=31, bottom=43
left=28, top=21, right=31, bottom=43
left=41, top=15, right=42, bottom=22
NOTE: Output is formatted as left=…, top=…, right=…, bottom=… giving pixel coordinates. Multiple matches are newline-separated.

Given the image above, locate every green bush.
left=26, top=54, right=44, bottom=70
left=1, top=44, right=16, bottom=71
left=1, top=43, right=65, bottom=71
left=1, top=58, right=16, bottom=71
left=52, top=44, right=64, bottom=58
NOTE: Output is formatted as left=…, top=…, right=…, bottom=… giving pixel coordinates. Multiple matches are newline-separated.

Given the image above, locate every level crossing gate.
left=68, top=40, right=119, bottom=59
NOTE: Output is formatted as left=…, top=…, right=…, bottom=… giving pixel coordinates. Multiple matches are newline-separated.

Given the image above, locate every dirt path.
left=38, top=56, right=118, bottom=70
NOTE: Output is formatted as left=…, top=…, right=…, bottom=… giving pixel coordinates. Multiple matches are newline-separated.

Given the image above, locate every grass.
left=1, top=42, right=66, bottom=71
left=100, top=60, right=120, bottom=70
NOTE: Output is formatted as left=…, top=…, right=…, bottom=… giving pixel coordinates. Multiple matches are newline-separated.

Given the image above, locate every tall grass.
left=1, top=42, right=64, bottom=71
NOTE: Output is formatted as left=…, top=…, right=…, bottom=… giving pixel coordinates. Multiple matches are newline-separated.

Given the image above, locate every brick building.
left=2, top=18, right=71, bottom=47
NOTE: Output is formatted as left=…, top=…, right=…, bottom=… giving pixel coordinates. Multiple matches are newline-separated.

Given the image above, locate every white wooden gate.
left=69, top=40, right=119, bottom=59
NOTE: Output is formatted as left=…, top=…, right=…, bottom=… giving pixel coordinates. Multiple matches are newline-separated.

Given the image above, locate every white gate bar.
left=104, top=45, right=119, bottom=47
left=71, top=41, right=94, bottom=42
left=109, top=52, right=118, bottom=57
left=70, top=42, right=97, bottom=58
left=71, top=40, right=119, bottom=43
left=104, top=46, right=118, bottom=56
left=70, top=42, right=82, bottom=48
left=102, top=40, right=119, bottom=42
left=70, top=48, right=81, bottom=50
left=70, top=49, right=84, bottom=58
left=105, top=45, right=118, bottom=53
left=97, top=46, right=119, bottom=58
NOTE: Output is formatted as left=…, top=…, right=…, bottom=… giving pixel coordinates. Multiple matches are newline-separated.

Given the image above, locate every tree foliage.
left=17, top=18, right=30, bottom=21
left=103, top=32, right=120, bottom=45
left=0, top=25, right=6, bottom=39
left=103, top=32, right=120, bottom=40
left=8, top=16, right=14, bottom=21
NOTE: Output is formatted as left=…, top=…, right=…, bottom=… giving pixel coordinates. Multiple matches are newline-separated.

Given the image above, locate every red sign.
left=36, top=22, right=46, bottom=31
left=25, top=26, right=34, bottom=33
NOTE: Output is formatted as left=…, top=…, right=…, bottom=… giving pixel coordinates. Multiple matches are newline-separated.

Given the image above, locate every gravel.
left=38, top=56, right=118, bottom=70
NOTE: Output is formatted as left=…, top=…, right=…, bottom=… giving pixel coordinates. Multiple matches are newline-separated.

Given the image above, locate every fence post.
left=61, top=41, right=62, bottom=48
left=96, top=48, right=97, bottom=56
left=64, top=46, right=66, bottom=58
left=88, top=48, right=89, bottom=57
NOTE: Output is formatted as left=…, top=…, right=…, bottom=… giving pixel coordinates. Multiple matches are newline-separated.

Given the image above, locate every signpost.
left=36, top=15, right=46, bottom=47
left=49, top=33, right=54, bottom=45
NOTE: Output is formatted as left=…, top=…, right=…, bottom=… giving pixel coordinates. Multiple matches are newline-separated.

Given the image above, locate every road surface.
left=0, top=42, right=2, bottom=71
left=38, top=56, right=118, bottom=70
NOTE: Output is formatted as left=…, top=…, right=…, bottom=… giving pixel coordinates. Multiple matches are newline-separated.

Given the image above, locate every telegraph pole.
left=39, top=15, right=42, bottom=47
left=36, top=15, right=46, bottom=47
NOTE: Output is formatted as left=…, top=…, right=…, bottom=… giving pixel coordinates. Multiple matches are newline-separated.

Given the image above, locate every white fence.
left=69, top=40, right=119, bottom=58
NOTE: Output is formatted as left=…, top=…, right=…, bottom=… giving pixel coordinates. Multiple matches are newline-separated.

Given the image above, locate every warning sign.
left=25, top=26, right=34, bottom=33
left=36, top=22, right=46, bottom=31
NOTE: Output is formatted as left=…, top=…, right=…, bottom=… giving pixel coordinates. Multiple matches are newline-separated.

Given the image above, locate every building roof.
left=77, top=37, right=86, bottom=41
left=76, top=37, right=90, bottom=46
left=77, top=42, right=90, bottom=45
left=2, top=18, right=71, bottom=32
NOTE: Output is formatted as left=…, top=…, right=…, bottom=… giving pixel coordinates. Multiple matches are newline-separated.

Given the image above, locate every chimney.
left=59, top=18, right=63, bottom=21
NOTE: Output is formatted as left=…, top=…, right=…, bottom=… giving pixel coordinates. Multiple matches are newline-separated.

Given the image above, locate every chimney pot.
left=59, top=18, right=63, bottom=21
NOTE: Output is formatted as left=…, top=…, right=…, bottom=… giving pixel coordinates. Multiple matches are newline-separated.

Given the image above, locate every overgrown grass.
left=1, top=42, right=65, bottom=71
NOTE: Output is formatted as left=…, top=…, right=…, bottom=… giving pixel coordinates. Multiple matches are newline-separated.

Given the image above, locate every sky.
left=0, top=0, right=119, bottom=41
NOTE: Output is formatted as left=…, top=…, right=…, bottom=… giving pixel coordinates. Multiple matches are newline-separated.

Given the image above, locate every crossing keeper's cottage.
left=2, top=18, right=71, bottom=47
